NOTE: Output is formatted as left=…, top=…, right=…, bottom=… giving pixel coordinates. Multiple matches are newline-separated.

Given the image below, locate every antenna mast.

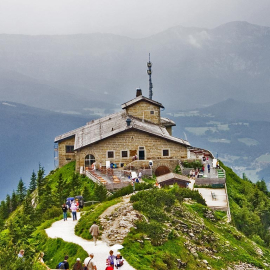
left=147, top=53, right=153, bottom=100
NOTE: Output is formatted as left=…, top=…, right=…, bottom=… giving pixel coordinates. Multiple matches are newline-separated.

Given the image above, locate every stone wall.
left=195, top=178, right=226, bottom=185
left=125, top=100, right=160, bottom=124
left=58, top=137, right=76, bottom=167
left=75, top=129, right=187, bottom=172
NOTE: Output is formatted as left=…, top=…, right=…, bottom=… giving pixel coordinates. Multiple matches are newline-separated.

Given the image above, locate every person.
left=115, top=253, right=124, bottom=269
left=207, top=163, right=210, bottom=173
left=107, top=250, right=115, bottom=268
left=138, top=171, right=142, bottom=180
left=70, top=201, right=77, bottom=221
left=57, top=255, right=69, bottom=269
left=105, top=261, right=114, bottom=270
left=84, top=253, right=96, bottom=270
left=89, top=221, right=99, bottom=246
left=62, top=203, right=68, bottom=221
left=72, top=258, right=83, bottom=270
left=63, top=255, right=69, bottom=269
left=18, top=249, right=24, bottom=258
left=75, top=199, right=80, bottom=210
left=38, top=252, right=50, bottom=270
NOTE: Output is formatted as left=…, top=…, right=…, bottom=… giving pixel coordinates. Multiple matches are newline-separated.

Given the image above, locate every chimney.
left=126, top=118, right=132, bottom=126
left=136, top=88, right=142, bottom=97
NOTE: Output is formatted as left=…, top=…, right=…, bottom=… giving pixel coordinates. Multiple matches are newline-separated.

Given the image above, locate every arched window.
left=85, top=154, right=95, bottom=169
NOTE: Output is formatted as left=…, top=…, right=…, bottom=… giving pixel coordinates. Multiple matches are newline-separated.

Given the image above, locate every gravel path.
left=45, top=209, right=136, bottom=270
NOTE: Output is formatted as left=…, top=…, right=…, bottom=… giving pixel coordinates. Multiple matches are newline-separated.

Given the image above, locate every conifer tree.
left=10, top=191, right=18, bottom=212
left=29, top=171, right=37, bottom=193
left=71, top=172, right=80, bottom=196
left=56, top=173, right=65, bottom=205
left=94, top=184, right=107, bottom=202
left=37, top=164, right=45, bottom=199
left=23, top=192, right=35, bottom=221
left=6, top=194, right=11, bottom=214
left=82, top=186, right=91, bottom=201
left=17, top=178, right=27, bottom=203
left=0, top=200, right=9, bottom=221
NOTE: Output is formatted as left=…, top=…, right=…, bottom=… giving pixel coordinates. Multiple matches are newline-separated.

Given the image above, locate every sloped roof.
left=55, top=111, right=190, bottom=149
left=73, top=112, right=190, bottom=150
left=156, top=173, right=191, bottom=184
left=160, top=117, right=176, bottom=127
left=121, top=95, right=164, bottom=109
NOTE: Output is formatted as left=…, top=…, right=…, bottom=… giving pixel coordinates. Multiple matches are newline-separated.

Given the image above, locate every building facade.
left=55, top=90, right=199, bottom=173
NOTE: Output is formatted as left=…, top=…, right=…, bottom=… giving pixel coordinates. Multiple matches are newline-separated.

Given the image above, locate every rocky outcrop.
left=99, top=199, right=142, bottom=246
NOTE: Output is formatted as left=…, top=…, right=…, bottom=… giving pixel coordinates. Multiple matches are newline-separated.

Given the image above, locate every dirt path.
left=45, top=196, right=136, bottom=270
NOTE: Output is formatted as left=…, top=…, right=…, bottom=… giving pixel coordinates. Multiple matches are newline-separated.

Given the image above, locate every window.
left=163, top=149, right=169, bottom=157
left=150, top=111, right=155, bottom=114
left=85, top=154, right=95, bottom=168
left=121, top=150, right=128, bottom=158
left=107, top=151, right=114, bottom=158
left=66, top=145, right=74, bottom=153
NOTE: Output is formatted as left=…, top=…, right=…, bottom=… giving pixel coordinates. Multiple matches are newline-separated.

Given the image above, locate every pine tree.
left=5, top=194, right=11, bottom=214
left=0, top=200, right=9, bottom=221
left=29, top=171, right=37, bottom=193
left=94, top=184, right=107, bottom=202
left=16, top=178, right=27, bottom=203
left=37, top=164, right=45, bottom=199
left=10, top=191, right=18, bottom=212
left=23, top=192, right=35, bottom=222
left=71, top=172, right=81, bottom=196
left=56, top=173, right=65, bottom=205
left=82, top=185, right=92, bottom=201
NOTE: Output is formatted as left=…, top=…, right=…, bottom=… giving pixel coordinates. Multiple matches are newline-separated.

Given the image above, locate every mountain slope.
left=1, top=21, right=270, bottom=112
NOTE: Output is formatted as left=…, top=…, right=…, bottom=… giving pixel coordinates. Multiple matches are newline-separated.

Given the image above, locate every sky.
left=1, top=0, right=270, bottom=37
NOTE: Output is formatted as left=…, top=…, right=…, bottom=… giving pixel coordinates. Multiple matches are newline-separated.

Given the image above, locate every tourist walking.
left=38, top=252, right=50, bottom=269
left=89, top=221, right=99, bottom=246
left=115, top=253, right=124, bottom=269
left=70, top=201, right=77, bottom=221
left=62, top=203, right=68, bottom=221
left=72, top=258, right=83, bottom=270
left=56, top=255, right=69, bottom=269
left=84, top=253, right=97, bottom=270
left=107, top=250, right=116, bottom=269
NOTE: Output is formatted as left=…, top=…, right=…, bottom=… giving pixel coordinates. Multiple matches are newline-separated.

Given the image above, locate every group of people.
left=53, top=250, right=124, bottom=270
left=106, top=250, right=124, bottom=270
left=62, top=199, right=81, bottom=221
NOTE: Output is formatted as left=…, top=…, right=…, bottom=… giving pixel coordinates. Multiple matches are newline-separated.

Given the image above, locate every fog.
left=1, top=0, right=270, bottom=37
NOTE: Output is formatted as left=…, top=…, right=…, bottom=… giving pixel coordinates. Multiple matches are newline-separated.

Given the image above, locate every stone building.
left=54, top=89, right=210, bottom=174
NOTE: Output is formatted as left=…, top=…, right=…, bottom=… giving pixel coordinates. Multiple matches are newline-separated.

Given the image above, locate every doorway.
left=138, top=146, right=145, bottom=160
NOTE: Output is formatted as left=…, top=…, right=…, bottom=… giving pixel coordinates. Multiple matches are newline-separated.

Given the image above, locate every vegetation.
left=222, top=161, right=270, bottom=246
left=2, top=158, right=270, bottom=269
left=121, top=186, right=270, bottom=270
left=0, top=161, right=104, bottom=269
left=182, top=160, right=203, bottom=169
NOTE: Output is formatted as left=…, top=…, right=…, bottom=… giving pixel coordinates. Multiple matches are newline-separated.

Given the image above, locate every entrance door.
left=138, top=147, right=145, bottom=160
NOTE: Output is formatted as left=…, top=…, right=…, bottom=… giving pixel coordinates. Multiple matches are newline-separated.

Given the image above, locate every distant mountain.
left=0, top=101, right=92, bottom=200
left=198, top=99, right=270, bottom=122
left=1, top=21, right=270, bottom=112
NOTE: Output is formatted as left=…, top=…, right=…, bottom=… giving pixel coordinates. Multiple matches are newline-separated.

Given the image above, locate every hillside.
left=1, top=21, right=270, bottom=112
left=1, top=161, right=270, bottom=269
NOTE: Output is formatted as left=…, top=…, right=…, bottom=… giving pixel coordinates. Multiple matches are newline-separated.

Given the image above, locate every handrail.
left=225, top=182, right=231, bottom=222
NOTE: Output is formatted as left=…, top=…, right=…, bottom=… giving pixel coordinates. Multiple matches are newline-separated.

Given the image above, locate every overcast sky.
left=1, top=0, right=270, bottom=37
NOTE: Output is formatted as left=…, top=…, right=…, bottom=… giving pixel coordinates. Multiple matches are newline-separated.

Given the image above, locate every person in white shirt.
left=84, top=253, right=97, bottom=270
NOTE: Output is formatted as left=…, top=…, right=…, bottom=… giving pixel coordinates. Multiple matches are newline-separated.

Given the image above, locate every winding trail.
left=45, top=201, right=135, bottom=270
